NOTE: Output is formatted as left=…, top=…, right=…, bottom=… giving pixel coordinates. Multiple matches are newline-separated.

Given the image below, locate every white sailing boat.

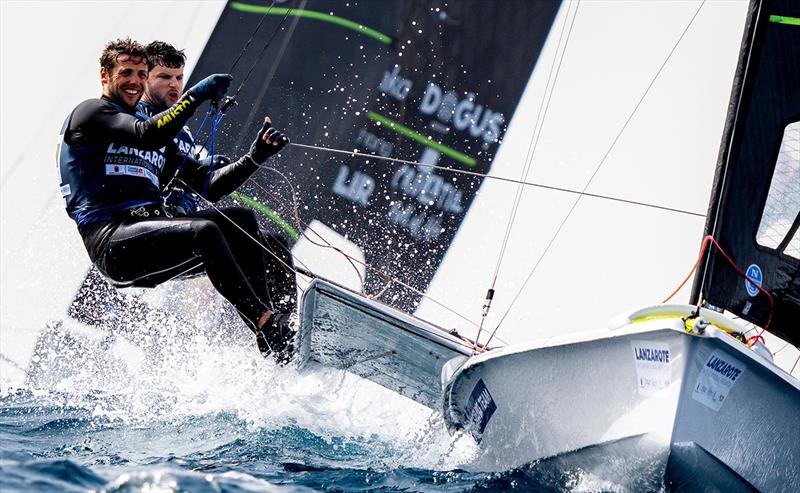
left=295, top=0, right=800, bottom=489
left=1, top=0, right=797, bottom=489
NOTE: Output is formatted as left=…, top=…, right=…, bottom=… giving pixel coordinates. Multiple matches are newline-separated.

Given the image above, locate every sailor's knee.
left=231, top=207, right=259, bottom=230
left=192, top=219, right=223, bottom=244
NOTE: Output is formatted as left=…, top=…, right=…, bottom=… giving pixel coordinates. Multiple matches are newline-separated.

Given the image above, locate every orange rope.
left=662, top=236, right=712, bottom=304
left=664, top=235, right=774, bottom=343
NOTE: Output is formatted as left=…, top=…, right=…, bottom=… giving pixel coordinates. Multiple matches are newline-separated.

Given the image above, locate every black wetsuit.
left=59, top=95, right=294, bottom=329
left=138, top=100, right=201, bottom=216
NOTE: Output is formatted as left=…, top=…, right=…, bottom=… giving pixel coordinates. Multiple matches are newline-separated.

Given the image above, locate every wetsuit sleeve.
left=69, top=96, right=202, bottom=150
left=159, top=142, right=184, bottom=187
left=178, top=155, right=260, bottom=202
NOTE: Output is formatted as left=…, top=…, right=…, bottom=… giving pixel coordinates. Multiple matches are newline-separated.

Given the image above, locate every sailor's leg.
left=188, top=207, right=298, bottom=361
left=262, top=234, right=297, bottom=313
left=191, top=207, right=273, bottom=304
left=202, top=206, right=297, bottom=313
left=98, top=218, right=268, bottom=328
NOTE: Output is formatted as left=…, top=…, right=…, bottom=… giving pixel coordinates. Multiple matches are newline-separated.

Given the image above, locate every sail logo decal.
left=465, top=379, right=497, bottom=442
left=380, top=65, right=413, bottom=101
left=630, top=341, right=671, bottom=395
left=419, top=84, right=505, bottom=148
left=692, top=350, right=747, bottom=411
left=745, top=264, right=763, bottom=297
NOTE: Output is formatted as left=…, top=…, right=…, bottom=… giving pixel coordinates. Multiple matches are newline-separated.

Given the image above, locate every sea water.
left=0, top=290, right=667, bottom=492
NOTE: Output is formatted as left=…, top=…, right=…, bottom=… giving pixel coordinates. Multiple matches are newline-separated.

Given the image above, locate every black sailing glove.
left=187, top=74, right=233, bottom=102
left=198, top=154, right=232, bottom=169
left=248, top=117, right=289, bottom=164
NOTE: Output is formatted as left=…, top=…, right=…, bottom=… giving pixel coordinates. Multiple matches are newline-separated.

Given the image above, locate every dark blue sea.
left=1, top=308, right=667, bottom=492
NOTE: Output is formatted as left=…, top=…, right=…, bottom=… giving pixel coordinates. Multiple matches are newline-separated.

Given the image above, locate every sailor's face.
left=145, top=65, right=185, bottom=108
left=101, top=55, right=147, bottom=108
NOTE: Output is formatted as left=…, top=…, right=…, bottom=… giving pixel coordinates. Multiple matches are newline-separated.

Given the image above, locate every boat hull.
left=442, top=313, right=800, bottom=491
left=442, top=325, right=687, bottom=472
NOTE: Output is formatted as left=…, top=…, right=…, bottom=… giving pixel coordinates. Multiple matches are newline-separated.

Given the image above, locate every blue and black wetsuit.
left=58, top=94, right=295, bottom=330
left=138, top=100, right=202, bottom=215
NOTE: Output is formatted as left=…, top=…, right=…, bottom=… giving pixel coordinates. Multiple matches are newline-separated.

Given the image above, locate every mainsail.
left=186, top=0, right=561, bottom=311
left=691, top=0, right=800, bottom=346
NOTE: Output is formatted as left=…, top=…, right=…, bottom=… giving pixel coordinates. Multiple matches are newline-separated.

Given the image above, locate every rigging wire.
left=198, top=1, right=293, bottom=126
left=231, top=0, right=308, bottom=152
left=663, top=234, right=774, bottom=336
left=178, top=178, right=309, bottom=283
left=477, top=0, right=580, bottom=346
left=252, top=176, right=395, bottom=300
left=288, top=143, right=706, bottom=218
left=227, top=1, right=277, bottom=74
left=170, top=0, right=491, bottom=343
left=229, top=5, right=293, bottom=103
left=247, top=167, right=409, bottom=304
left=246, top=167, right=366, bottom=288
left=165, top=1, right=286, bottom=198
left=177, top=175, right=500, bottom=342
left=243, top=165, right=499, bottom=339
left=482, top=0, right=709, bottom=348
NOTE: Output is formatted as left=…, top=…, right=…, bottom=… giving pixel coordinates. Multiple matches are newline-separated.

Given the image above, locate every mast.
left=689, top=0, right=762, bottom=306
left=691, top=0, right=800, bottom=345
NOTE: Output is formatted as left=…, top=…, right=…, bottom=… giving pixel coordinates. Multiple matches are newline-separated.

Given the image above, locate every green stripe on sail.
left=229, top=192, right=299, bottom=240
left=230, top=2, right=392, bottom=44
left=769, top=15, right=800, bottom=26
left=366, top=111, right=478, bottom=167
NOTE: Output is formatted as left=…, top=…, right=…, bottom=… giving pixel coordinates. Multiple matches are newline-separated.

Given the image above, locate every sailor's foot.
left=256, top=311, right=295, bottom=365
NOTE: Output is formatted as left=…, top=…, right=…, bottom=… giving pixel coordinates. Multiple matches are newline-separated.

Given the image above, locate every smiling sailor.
left=57, top=38, right=296, bottom=364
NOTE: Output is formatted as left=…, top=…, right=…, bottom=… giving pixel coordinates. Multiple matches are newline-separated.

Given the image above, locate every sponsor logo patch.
left=692, top=349, right=747, bottom=411
left=630, top=340, right=671, bottom=395
left=157, top=98, right=192, bottom=128
left=105, top=164, right=159, bottom=187
left=745, top=264, right=763, bottom=297
left=465, top=379, right=497, bottom=442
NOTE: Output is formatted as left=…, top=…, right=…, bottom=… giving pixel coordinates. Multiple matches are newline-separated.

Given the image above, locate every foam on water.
left=22, top=299, right=475, bottom=463
left=0, top=282, right=668, bottom=491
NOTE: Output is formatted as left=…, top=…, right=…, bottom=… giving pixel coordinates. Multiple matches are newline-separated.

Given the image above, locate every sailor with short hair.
left=58, top=37, right=296, bottom=363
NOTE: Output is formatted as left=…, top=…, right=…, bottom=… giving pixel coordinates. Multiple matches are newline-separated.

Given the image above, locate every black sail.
left=186, top=0, right=561, bottom=312
left=692, top=0, right=800, bottom=345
